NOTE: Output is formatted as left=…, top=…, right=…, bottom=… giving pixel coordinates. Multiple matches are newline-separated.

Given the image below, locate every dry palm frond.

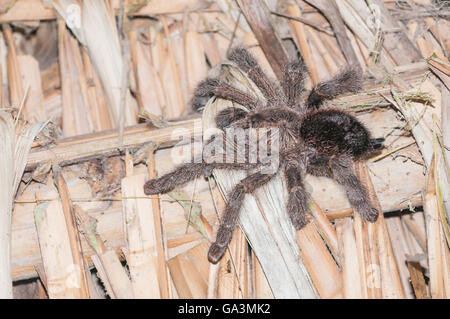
left=0, top=111, right=46, bottom=298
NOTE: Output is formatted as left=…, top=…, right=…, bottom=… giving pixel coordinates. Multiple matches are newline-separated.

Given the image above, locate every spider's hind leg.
left=228, top=47, right=283, bottom=104
left=307, top=66, right=362, bottom=109
left=208, top=171, right=275, bottom=264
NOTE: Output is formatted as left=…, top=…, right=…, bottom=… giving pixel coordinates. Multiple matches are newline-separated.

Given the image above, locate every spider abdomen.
left=300, top=109, right=372, bottom=158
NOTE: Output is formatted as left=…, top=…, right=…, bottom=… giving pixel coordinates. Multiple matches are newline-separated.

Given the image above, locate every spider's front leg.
left=144, top=144, right=258, bottom=196
left=307, top=66, right=362, bottom=109
left=215, top=107, right=248, bottom=130
left=191, top=77, right=261, bottom=112
left=282, top=61, right=307, bottom=108
left=285, top=164, right=310, bottom=229
left=144, top=162, right=209, bottom=195
left=329, top=156, right=379, bottom=222
left=228, top=47, right=283, bottom=104
left=208, top=171, right=275, bottom=264
left=230, top=107, right=302, bottom=131
left=144, top=160, right=260, bottom=195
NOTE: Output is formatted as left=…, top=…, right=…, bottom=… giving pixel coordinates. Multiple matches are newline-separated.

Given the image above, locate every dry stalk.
left=121, top=152, right=168, bottom=298
left=336, top=217, right=362, bottom=298
left=423, top=154, right=446, bottom=298
left=0, top=111, right=44, bottom=298
left=74, top=205, right=133, bottom=299
left=286, top=4, right=318, bottom=85
left=52, top=164, right=90, bottom=298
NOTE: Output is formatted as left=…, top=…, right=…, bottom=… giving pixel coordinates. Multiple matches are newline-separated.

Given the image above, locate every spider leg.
left=329, top=156, right=379, bottom=222
left=228, top=47, right=283, bottom=104
left=231, top=107, right=302, bottom=131
left=208, top=171, right=275, bottom=264
left=144, top=130, right=263, bottom=195
left=307, top=66, right=362, bottom=109
left=191, top=78, right=261, bottom=112
left=282, top=60, right=307, bottom=108
left=215, top=107, right=248, bottom=130
left=285, top=164, right=309, bottom=229
left=144, top=161, right=257, bottom=195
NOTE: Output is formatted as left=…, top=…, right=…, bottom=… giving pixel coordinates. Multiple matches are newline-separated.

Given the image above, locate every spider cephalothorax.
left=144, top=47, right=384, bottom=264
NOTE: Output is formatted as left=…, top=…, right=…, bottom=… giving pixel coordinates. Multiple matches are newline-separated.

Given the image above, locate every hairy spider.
left=144, top=47, right=384, bottom=264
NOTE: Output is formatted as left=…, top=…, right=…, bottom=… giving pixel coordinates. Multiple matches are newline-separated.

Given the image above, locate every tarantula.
left=144, top=47, right=384, bottom=264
